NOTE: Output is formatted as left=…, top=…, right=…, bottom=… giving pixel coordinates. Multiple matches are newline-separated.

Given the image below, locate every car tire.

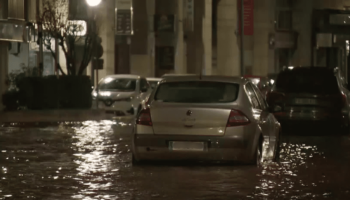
left=249, top=138, right=262, bottom=166
left=132, top=154, right=141, bottom=165
left=273, top=136, right=281, bottom=162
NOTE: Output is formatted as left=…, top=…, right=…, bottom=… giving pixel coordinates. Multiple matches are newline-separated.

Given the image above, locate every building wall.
left=216, top=0, right=240, bottom=76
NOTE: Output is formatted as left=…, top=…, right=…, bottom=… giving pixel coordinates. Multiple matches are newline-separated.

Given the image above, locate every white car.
left=132, top=75, right=281, bottom=165
left=146, top=77, right=162, bottom=90
left=92, top=74, right=151, bottom=116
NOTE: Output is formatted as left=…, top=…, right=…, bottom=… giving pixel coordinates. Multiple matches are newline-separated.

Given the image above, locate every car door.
left=250, top=83, right=280, bottom=159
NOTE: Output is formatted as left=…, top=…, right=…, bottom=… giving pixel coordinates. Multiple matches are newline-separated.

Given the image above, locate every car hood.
left=97, top=90, right=136, bottom=99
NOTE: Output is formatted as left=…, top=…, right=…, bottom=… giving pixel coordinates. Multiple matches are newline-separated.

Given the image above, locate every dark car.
left=243, top=75, right=272, bottom=98
left=266, top=67, right=350, bottom=134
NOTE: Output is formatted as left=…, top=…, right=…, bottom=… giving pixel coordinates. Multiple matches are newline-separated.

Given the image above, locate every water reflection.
left=0, top=120, right=350, bottom=199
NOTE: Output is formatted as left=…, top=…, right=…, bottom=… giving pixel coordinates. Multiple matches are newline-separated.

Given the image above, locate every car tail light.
left=136, top=108, right=152, bottom=126
left=341, top=93, right=347, bottom=107
left=226, top=109, right=250, bottom=127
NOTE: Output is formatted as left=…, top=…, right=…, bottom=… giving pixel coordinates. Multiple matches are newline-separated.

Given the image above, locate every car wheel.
left=250, top=138, right=263, bottom=166
left=132, top=154, right=141, bottom=165
left=255, top=142, right=262, bottom=166
left=273, top=136, right=281, bottom=162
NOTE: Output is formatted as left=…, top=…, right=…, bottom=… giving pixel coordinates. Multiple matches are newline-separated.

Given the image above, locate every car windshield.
left=154, top=81, right=239, bottom=103
left=148, top=81, right=159, bottom=89
left=99, top=78, right=137, bottom=91
left=275, top=68, right=339, bottom=94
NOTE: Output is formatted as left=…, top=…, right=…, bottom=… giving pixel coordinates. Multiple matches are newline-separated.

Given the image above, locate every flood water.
left=1, top=120, right=350, bottom=200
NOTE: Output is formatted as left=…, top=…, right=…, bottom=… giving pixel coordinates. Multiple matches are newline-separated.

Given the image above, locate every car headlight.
left=92, top=91, right=97, bottom=97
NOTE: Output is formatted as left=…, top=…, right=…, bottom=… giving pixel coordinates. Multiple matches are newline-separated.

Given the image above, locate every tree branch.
left=49, top=48, right=66, bottom=76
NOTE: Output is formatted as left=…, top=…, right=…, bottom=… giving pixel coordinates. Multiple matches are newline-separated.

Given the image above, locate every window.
left=155, top=81, right=239, bottom=103
left=329, top=14, right=350, bottom=25
left=245, top=83, right=261, bottom=109
left=251, top=83, right=268, bottom=110
left=275, top=68, right=339, bottom=94
left=99, top=78, right=137, bottom=91
left=140, top=78, right=149, bottom=90
left=148, top=81, right=159, bottom=89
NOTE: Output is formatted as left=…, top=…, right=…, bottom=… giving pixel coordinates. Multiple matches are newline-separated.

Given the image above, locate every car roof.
left=104, top=74, right=141, bottom=79
left=161, top=75, right=248, bottom=84
left=161, top=74, right=197, bottom=78
left=146, top=77, right=162, bottom=81
left=282, top=66, right=333, bottom=72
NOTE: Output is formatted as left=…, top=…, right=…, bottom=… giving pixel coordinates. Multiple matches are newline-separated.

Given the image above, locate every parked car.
left=132, top=75, right=281, bottom=165
left=92, top=74, right=151, bottom=116
left=266, top=67, right=350, bottom=133
left=146, top=77, right=162, bottom=90
left=244, top=75, right=272, bottom=98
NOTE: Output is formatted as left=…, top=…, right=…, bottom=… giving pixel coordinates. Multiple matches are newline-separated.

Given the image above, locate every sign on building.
left=115, top=0, right=133, bottom=35
left=116, top=0, right=132, bottom=10
left=115, top=9, right=133, bottom=35
left=237, top=0, right=254, bottom=36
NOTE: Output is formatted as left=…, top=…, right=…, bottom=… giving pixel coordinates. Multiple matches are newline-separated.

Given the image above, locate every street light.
left=86, top=0, right=101, bottom=7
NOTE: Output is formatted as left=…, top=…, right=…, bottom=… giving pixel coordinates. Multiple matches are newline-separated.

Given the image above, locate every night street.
left=1, top=119, right=350, bottom=200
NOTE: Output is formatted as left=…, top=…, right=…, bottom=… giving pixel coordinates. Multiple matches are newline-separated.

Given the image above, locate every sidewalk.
left=0, top=109, right=108, bottom=123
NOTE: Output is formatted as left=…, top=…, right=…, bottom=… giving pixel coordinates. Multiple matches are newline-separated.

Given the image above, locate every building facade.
left=1, top=0, right=350, bottom=111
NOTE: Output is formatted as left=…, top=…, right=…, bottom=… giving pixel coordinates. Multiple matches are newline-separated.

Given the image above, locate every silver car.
left=146, top=77, right=162, bottom=90
left=92, top=74, right=151, bottom=116
left=132, top=75, right=281, bottom=165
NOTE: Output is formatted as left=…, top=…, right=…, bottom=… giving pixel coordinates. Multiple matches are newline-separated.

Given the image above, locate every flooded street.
left=1, top=120, right=350, bottom=200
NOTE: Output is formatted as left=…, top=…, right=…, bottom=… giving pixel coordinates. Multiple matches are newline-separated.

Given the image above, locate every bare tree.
left=39, top=0, right=98, bottom=76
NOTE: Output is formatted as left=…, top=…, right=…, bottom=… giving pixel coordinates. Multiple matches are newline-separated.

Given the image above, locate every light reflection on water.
left=0, top=120, right=350, bottom=199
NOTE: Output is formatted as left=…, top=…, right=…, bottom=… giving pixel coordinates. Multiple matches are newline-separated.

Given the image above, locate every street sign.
left=92, top=58, right=104, bottom=70
left=115, top=9, right=133, bottom=35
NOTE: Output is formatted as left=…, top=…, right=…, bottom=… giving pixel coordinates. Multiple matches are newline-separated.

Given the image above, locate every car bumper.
left=274, top=111, right=346, bottom=123
left=132, top=134, right=254, bottom=162
left=93, top=100, right=136, bottom=116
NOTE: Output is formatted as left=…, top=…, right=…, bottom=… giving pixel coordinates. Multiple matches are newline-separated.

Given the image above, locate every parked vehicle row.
left=93, top=67, right=349, bottom=166
left=92, top=75, right=161, bottom=116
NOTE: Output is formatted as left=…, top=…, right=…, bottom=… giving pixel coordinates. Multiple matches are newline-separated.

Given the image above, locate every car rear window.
left=275, top=68, right=339, bottom=94
left=154, top=81, right=239, bottom=103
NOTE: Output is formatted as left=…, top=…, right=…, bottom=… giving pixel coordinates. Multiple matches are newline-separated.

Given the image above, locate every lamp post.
left=86, top=0, right=102, bottom=7
left=86, top=0, right=101, bottom=108
left=86, top=0, right=101, bottom=87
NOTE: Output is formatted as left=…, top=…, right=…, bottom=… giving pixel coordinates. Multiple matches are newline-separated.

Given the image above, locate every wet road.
left=1, top=120, right=350, bottom=200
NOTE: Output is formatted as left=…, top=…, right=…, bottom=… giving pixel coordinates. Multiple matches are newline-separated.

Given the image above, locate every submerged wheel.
left=273, top=136, right=281, bottom=162
left=132, top=154, right=141, bottom=165
left=255, top=141, right=262, bottom=166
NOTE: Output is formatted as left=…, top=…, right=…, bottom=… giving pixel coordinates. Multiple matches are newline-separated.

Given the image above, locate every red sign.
left=237, top=0, right=254, bottom=35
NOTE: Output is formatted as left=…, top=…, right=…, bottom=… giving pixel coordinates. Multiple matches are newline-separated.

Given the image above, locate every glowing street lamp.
left=86, top=0, right=101, bottom=7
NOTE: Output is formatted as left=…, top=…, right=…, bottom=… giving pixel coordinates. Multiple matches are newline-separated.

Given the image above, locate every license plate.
left=170, top=141, right=205, bottom=151
left=295, top=98, right=317, bottom=105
